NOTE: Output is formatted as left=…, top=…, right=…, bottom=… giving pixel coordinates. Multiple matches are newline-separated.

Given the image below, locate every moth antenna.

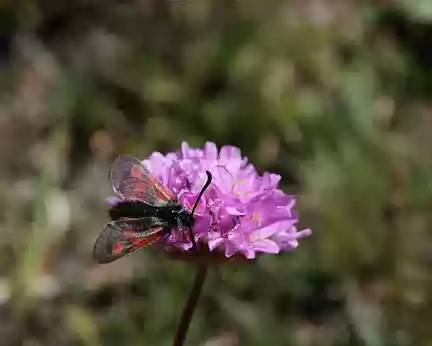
left=191, top=171, right=212, bottom=216
left=188, top=171, right=212, bottom=252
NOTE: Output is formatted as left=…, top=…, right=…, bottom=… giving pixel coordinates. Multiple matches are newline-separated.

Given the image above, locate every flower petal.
left=295, top=228, right=313, bottom=239
left=210, top=165, right=233, bottom=192
left=181, top=142, right=191, bottom=158
left=204, top=142, right=218, bottom=160
left=244, top=247, right=256, bottom=259
left=226, top=206, right=244, bottom=215
left=225, top=242, right=239, bottom=258
left=253, top=220, right=295, bottom=239
left=208, top=238, right=224, bottom=251
left=220, top=146, right=242, bottom=160
left=194, top=214, right=212, bottom=234
left=253, top=239, right=280, bottom=254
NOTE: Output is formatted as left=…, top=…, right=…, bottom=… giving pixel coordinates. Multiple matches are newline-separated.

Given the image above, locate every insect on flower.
left=93, top=156, right=212, bottom=264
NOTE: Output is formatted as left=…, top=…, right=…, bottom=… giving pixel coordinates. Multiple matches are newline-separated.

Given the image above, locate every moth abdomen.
left=109, top=200, right=158, bottom=220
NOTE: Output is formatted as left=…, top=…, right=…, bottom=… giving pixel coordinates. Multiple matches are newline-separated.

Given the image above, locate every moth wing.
left=110, top=156, right=175, bottom=206
left=93, top=217, right=168, bottom=264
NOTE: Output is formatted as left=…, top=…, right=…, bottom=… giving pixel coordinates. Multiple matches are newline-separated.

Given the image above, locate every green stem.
left=173, top=265, right=208, bottom=346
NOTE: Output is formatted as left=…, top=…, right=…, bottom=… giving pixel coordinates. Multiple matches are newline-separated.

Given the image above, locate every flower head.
left=109, top=142, right=311, bottom=260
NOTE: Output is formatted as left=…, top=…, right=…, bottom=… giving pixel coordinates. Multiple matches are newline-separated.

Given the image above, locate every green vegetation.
left=1, top=1, right=432, bottom=345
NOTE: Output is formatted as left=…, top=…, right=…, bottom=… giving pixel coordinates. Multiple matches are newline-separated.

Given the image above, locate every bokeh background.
left=1, top=1, right=432, bottom=345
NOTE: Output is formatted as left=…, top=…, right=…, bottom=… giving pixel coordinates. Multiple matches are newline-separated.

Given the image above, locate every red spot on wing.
left=109, top=232, right=163, bottom=258
left=131, top=232, right=163, bottom=251
left=131, top=166, right=143, bottom=178
left=94, top=220, right=167, bottom=264
left=113, top=243, right=125, bottom=254
left=134, top=177, right=174, bottom=203
left=111, top=156, right=175, bottom=205
left=149, top=174, right=175, bottom=201
left=123, top=230, right=137, bottom=238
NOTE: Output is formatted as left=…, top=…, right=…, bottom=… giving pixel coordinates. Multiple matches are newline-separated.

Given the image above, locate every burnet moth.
left=93, top=156, right=212, bottom=264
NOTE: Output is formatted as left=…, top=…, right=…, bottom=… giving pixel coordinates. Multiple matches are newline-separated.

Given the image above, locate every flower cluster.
left=135, top=142, right=311, bottom=259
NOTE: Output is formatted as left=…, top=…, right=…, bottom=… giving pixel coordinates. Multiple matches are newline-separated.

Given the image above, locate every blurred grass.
left=1, top=0, right=432, bottom=345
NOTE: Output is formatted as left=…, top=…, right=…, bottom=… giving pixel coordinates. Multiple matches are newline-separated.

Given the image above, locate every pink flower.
left=139, top=142, right=311, bottom=259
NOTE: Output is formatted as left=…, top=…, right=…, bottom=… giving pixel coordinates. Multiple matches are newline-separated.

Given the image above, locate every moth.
left=93, top=156, right=212, bottom=264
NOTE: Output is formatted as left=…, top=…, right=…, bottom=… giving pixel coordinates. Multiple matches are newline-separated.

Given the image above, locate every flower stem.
left=173, top=264, right=208, bottom=346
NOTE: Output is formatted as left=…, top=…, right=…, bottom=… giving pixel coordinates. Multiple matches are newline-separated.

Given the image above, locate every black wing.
left=110, top=156, right=175, bottom=206
left=93, top=217, right=169, bottom=264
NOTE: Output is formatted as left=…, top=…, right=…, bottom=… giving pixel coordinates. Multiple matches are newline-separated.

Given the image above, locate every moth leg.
left=232, top=215, right=243, bottom=227
left=158, top=228, right=171, bottom=248
left=176, top=219, right=184, bottom=242
left=166, top=228, right=188, bottom=248
left=188, top=227, right=197, bottom=252
left=176, top=219, right=197, bottom=251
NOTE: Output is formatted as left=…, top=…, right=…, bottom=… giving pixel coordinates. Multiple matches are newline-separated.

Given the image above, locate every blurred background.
left=1, top=0, right=432, bottom=345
